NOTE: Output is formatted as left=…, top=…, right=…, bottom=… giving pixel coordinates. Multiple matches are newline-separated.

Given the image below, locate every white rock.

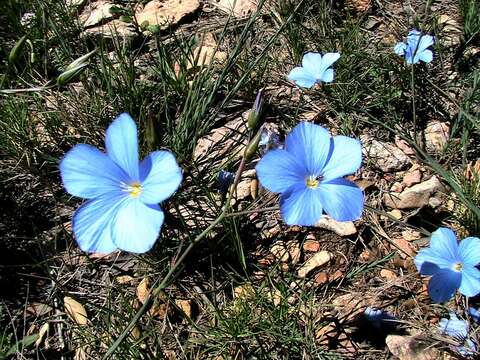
left=424, top=121, right=450, bottom=153
left=362, top=136, right=411, bottom=172
left=315, top=215, right=357, bottom=236
left=384, top=175, right=443, bottom=209
left=82, top=20, right=136, bottom=40
left=79, top=0, right=115, bottom=28
left=297, top=251, right=332, bottom=278
left=135, top=0, right=200, bottom=30
left=211, top=0, right=258, bottom=17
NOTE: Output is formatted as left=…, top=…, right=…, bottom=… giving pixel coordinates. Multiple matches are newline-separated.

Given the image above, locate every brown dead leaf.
left=27, top=302, right=52, bottom=317
left=64, top=296, right=88, bottom=325
left=392, top=236, right=416, bottom=258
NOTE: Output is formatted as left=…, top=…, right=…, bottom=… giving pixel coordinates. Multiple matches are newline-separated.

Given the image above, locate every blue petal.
left=430, top=228, right=460, bottom=262
left=60, top=144, right=128, bottom=199
left=458, top=237, right=480, bottom=267
left=256, top=149, right=306, bottom=193
left=414, top=248, right=454, bottom=275
left=394, top=42, right=407, bottom=55
left=279, top=183, right=323, bottom=226
left=318, top=53, right=340, bottom=76
left=287, top=67, right=317, bottom=88
left=322, top=136, right=362, bottom=182
left=439, top=313, right=468, bottom=338
left=319, top=68, right=334, bottom=83
left=406, top=29, right=421, bottom=50
left=72, top=192, right=126, bottom=253
left=428, top=268, right=461, bottom=303
left=301, top=52, right=323, bottom=78
left=416, top=49, right=433, bottom=63
left=285, top=122, right=331, bottom=175
left=112, top=200, right=164, bottom=253
left=317, top=178, right=363, bottom=221
left=459, top=266, right=480, bottom=298
left=469, top=307, right=480, bottom=323
left=139, top=151, right=182, bottom=204
left=105, top=113, right=139, bottom=180
left=416, top=34, right=434, bottom=54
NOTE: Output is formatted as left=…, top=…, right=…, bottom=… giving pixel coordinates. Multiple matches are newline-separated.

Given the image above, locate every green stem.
left=103, top=157, right=247, bottom=359
left=411, top=64, right=417, bottom=142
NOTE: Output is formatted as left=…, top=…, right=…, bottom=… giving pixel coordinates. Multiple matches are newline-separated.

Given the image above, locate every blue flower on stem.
left=415, top=228, right=480, bottom=303
left=394, top=29, right=435, bottom=64
left=60, top=113, right=182, bottom=253
left=287, top=52, right=340, bottom=88
left=255, top=122, right=363, bottom=226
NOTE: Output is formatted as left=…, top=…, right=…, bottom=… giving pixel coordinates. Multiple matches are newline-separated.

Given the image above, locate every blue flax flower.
left=288, top=52, right=340, bottom=88
left=469, top=307, right=480, bottom=323
left=415, top=228, right=480, bottom=303
left=394, top=29, right=435, bottom=64
left=439, top=313, right=477, bottom=356
left=255, top=122, right=363, bottom=226
left=60, top=113, right=182, bottom=253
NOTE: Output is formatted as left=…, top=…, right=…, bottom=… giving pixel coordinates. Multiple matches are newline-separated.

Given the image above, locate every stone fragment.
left=395, top=135, right=415, bottom=155
left=135, top=0, right=200, bottom=30
left=401, top=230, right=421, bottom=242
left=387, top=209, right=402, bottom=220
left=361, top=136, right=411, bottom=172
left=345, top=0, right=371, bottom=12
left=303, top=238, right=320, bottom=252
left=315, top=215, right=357, bottom=236
left=234, top=169, right=256, bottom=201
left=297, top=251, right=332, bottom=278
left=380, top=269, right=397, bottom=280
left=82, top=20, right=136, bottom=40
left=193, top=117, right=248, bottom=169
left=392, top=236, right=416, bottom=258
left=424, top=121, right=450, bottom=153
left=270, top=241, right=301, bottom=264
left=391, top=182, right=403, bottom=193
left=185, top=33, right=227, bottom=70
left=329, top=270, right=343, bottom=281
left=80, top=0, right=115, bottom=28
left=212, top=0, right=257, bottom=17
left=315, top=272, right=329, bottom=285
left=386, top=335, right=444, bottom=360
left=403, top=168, right=422, bottom=187
left=384, top=176, right=443, bottom=209
left=175, top=299, right=193, bottom=318
left=437, top=15, right=462, bottom=47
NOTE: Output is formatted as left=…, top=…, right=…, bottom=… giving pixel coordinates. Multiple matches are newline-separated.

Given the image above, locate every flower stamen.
left=306, top=175, right=321, bottom=189
left=125, top=181, right=142, bottom=198
left=453, top=262, right=463, bottom=272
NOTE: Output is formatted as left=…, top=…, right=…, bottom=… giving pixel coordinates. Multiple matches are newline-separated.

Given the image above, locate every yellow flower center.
left=306, top=175, right=320, bottom=189
left=453, top=262, right=463, bottom=272
left=128, top=181, right=142, bottom=198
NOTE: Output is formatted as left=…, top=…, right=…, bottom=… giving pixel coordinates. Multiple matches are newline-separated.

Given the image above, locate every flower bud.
left=244, top=129, right=262, bottom=161
left=65, top=49, right=96, bottom=71
left=9, top=35, right=27, bottom=64
left=56, top=63, right=88, bottom=86
left=247, top=89, right=264, bottom=130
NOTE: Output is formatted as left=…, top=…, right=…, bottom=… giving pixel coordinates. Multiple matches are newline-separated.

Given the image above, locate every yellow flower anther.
left=306, top=176, right=319, bottom=189
left=129, top=182, right=142, bottom=198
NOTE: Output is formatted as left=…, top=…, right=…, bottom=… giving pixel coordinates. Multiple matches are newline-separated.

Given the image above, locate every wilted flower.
left=218, top=170, right=234, bottom=193
left=247, top=89, right=264, bottom=130
left=364, top=307, right=397, bottom=329
left=415, top=227, right=480, bottom=303
left=394, top=29, right=434, bottom=64
left=256, top=122, right=363, bottom=226
left=259, top=127, right=282, bottom=151
left=287, top=52, right=340, bottom=88
left=439, top=312, right=477, bottom=357
left=60, top=113, right=182, bottom=253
